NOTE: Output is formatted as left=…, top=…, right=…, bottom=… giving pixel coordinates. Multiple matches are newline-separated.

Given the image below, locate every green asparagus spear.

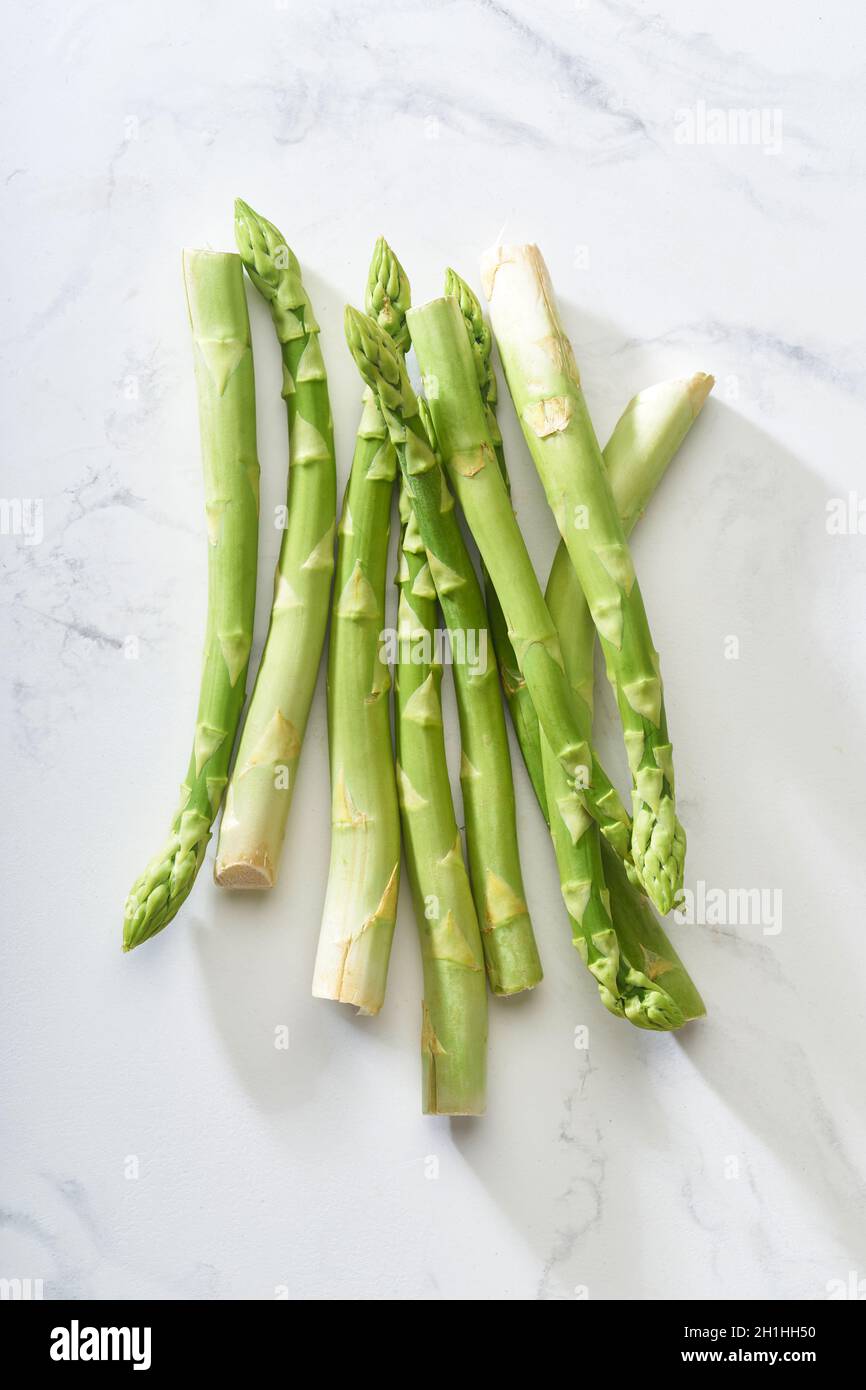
left=406, top=295, right=631, bottom=863
left=394, top=478, right=487, bottom=1114
left=123, top=251, right=260, bottom=950
left=481, top=244, right=684, bottom=915
left=444, top=268, right=548, bottom=817
left=543, top=375, right=712, bottom=1025
left=312, top=241, right=406, bottom=1013
left=214, top=201, right=336, bottom=888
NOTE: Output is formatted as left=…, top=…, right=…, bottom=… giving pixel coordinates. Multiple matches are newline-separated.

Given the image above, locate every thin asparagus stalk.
left=312, top=240, right=406, bottom=1013
left=409, top=404, right=541, bottom=993
left=405, top=295, right=631, bottom=864
left=444, top=268, right=549, bottom=818
left=547, top=375, right=716, bottom=720
left=344, top=305, right=539, bottom=994
left=394, top=479, right=487, bottom=1114
left=428, top=459, right=542, bottom=994
left=542, top=376, right=712, bottom=1027
left=481, top=244, right=684, bottom=915
left=123, top=250, right=259, bottom=950
left=215, top=201, right=336, bottom=887
left=500, top=376, right=714, bottom=839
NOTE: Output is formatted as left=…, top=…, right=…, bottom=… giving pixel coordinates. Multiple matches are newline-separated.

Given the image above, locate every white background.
left=2, top=0, right=865, bottom=1300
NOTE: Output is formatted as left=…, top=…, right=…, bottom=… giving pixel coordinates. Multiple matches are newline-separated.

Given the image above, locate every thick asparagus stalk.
left=312, top=241, right=406, bottom=1013
left=481, top=244, right=684, bottom=915
left=543, top=376, right=712, bottom=1027
left=214, top=202, right=336, bottom=887
left=444, top=268, right=549, bottom=818
left=123, top=251, right=259, bottom=949
left=406, top=295, right=631, bottom=863
left=394, top=479, right=487, bottom=1114
left=345, top=305, right=539, bottom=993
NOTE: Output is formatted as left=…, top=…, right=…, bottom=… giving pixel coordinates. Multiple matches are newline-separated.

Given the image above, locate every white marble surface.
left=3, top=0, right=866, bottom=1302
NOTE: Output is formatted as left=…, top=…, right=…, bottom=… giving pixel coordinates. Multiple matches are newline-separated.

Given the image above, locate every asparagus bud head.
left=344, top=305, right=412, bottom=420
left=630, top=797, right=686, bottom=916
left=444, top=267, right=494, bottom=401
left=234, top=198, right=305, bottom=340
left=123, top=810, right=210, bottom=950
left=366, top=237, right=411, bottom=352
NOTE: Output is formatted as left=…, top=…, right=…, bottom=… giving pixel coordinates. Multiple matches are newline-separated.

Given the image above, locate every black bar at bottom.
left=4, top=1296, right=857, bottom=1372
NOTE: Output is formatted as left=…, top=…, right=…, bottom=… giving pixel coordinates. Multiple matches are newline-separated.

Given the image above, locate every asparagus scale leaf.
left=214, top=200, right=336, bottom=888
left=123, top=250, right=260, bottom=950
left=312, top=240, right=408, bottom=1013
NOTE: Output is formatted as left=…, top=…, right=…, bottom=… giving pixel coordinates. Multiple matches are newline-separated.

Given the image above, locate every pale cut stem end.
left=423, top=1048, right=486, bottom=1111
left=479, top=241, right=545, bottom=302
left=312, top=935, right=392, bottom=1016
left=493, top=979, right=537, bottom=998
left=424, top=1104, right=485, bottom=1117
left=214, top=859, right=275, bottom=890
left=687, top=371, right=715, bottom=416
left=311, top=984, right=381, bottom=1018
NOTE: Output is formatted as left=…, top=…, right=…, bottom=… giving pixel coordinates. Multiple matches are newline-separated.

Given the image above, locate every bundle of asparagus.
left=122, top=210, right=713, bottom=1113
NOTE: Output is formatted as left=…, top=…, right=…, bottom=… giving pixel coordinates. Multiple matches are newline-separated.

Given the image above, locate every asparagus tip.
left=122, top=912, right=159, bottom=954
left=365, top=237, right=411, bottom=350
left=343, top=301, right=362, bottom=339
left=121, top=921, right=145, bottom=953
